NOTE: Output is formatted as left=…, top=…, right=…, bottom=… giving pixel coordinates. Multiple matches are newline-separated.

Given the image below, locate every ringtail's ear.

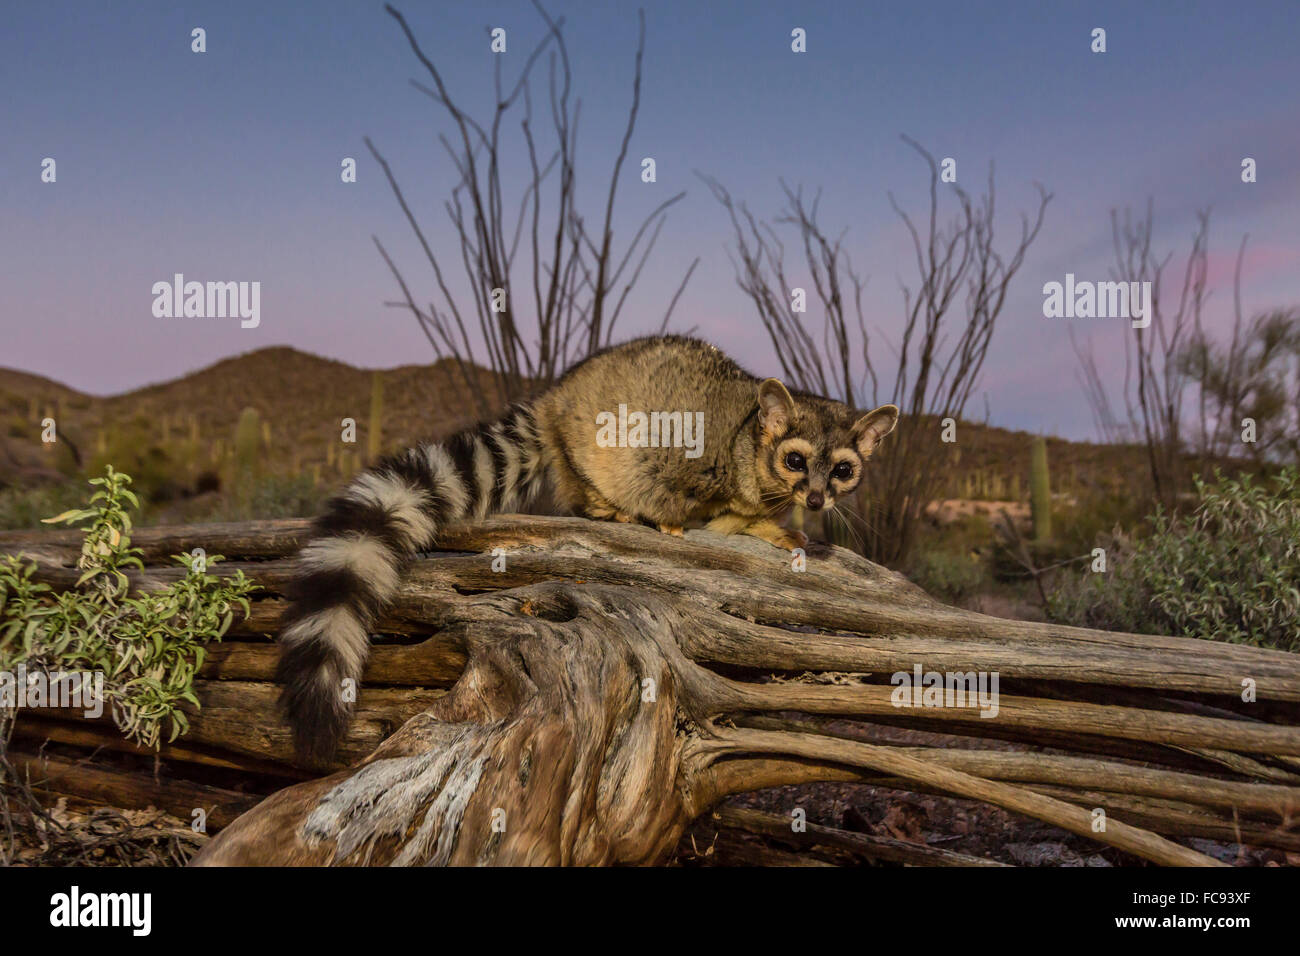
left=851, top=404, right=899, bottom=457
left=757, top=379, right=795, bottom=441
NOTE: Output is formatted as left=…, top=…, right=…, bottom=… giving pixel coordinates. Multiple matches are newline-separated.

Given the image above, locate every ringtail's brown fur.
left=278, top=335, right=898, bottom=762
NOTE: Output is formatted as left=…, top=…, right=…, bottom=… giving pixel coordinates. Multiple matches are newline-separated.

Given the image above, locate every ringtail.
left=278, top=336, right=898, bottom=762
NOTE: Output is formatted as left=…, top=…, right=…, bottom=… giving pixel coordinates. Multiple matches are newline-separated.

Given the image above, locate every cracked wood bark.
left=4, top=515, right=1299, bottom=867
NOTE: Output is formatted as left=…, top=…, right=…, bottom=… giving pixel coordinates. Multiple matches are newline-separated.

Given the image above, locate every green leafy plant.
left=1048, top=468, right=1300, bottom=651
left=0, top=467, right=257, bottom=747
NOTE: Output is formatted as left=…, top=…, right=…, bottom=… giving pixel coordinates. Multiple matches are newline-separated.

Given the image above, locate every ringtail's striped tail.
left=276, top=403, right=548, bottom=765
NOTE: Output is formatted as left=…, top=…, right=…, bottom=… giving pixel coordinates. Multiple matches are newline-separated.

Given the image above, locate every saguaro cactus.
left=183, top=415, right=202, bottom=483
left=1030, top=435, right=1051, bottom=542
left=234, top=409, right=260, bottom=468
left=368, top=372, right=384, bottom=463
left=233, top=407, right=261, bottom=494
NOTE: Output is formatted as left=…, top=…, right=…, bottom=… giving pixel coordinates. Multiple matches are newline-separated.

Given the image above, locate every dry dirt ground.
left=2, top=796, right=203, bottom=867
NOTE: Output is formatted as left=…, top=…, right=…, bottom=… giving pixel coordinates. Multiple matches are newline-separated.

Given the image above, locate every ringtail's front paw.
left=775, top=528, right=808, bottom=551
left=741, top=519, right=807, bottom=551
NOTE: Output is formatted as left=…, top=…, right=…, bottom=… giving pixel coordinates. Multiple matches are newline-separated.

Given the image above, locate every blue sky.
left=3, top=0, right=1297, bottom=438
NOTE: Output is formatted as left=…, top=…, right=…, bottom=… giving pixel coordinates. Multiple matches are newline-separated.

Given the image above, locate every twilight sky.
left=3, top=0, right=1297, bottom=439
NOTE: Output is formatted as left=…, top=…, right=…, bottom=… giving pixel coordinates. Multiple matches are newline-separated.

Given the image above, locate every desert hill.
left=0, top=347, right=501, bottom=490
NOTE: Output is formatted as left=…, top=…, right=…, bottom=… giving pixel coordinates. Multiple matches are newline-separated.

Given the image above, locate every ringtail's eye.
left=784, top=451, right=807, bottom=472
left=831, top=461, right=854, bottom=482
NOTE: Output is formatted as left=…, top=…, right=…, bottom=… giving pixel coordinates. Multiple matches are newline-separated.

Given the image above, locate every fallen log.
left=3, top=515, right=1299, bottom=866
left=710, top=806, right=1011, bottom=867
left=8, top=752, right=261, bottom=831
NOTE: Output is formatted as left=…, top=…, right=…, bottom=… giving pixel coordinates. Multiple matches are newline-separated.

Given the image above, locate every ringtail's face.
left=754, top=379, right=899, bottom=512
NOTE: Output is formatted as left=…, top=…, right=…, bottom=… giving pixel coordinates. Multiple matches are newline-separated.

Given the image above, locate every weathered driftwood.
left=4, top=515, right=1300, bottom=867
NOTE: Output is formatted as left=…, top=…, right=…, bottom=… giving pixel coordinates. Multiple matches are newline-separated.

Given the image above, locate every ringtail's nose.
left=806, top=491, right=825, bottom=511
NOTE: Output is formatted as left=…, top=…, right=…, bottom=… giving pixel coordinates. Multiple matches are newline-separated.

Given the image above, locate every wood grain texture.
left=4, top=514, right=1299, bottom=866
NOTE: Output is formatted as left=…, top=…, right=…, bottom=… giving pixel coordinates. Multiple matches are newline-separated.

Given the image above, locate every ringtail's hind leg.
left=553, top=438, right=683, bottom=536
left=580, top=484, right=679, bottom=535
left=578, top=484, right=637, bottom=524
left=543, top=431, right=628, bottom=521
left=600, top=491, right=683, bottom=535
left=706, top=512, right=807, bottom=551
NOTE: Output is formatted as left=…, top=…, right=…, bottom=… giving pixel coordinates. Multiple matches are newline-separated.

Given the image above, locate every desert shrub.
left=199, top=472, right=324, bottom=522
left=194, top=469, right=222, bottom=494
left=87, top=423, right=184, bottom=504
left=0, top=467, right=256, bottom=747
left=1048, top=468, right=1300, bottom=651
left=1050, top=487, right=1155, bottom=558
left=909, top=549, right=988, bottom=603
left=0, top=483, right=89, bottom=530
left=905, top=514, right=996, bottom=601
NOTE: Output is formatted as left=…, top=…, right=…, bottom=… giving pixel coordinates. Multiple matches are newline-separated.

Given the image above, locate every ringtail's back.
left=278, top=335, right=898, bottom=763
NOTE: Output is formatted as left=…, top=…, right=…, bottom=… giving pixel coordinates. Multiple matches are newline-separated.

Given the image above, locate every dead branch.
left=702, top=138, right=1051, bottom=565
left=371, top=4, right=696, bottom=413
